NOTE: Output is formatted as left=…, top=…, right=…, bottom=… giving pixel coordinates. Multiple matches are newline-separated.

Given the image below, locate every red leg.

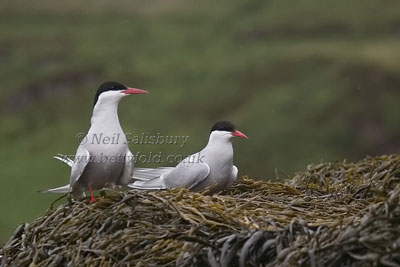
left=89, top=187, right=95, bottom=203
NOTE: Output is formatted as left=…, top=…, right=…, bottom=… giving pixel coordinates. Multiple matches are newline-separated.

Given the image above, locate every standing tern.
left=43, top=81, right=148, bottom=202
left=128, top=121, right=248, bottom=193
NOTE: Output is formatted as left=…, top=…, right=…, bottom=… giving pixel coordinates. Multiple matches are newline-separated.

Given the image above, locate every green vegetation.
left=0, top=0, right=399, bottom=241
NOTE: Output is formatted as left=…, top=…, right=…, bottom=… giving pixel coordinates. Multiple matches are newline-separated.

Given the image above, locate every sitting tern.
left=128, top=121, right=248, bottom=193
left=43, top=81, right=148, bottom=202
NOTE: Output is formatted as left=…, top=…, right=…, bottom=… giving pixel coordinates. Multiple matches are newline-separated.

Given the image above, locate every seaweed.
left=1, top=155, right=399, bottom=266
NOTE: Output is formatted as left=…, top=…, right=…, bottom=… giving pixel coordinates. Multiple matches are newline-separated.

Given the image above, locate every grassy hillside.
left=0, top=0, right=399, bottom=241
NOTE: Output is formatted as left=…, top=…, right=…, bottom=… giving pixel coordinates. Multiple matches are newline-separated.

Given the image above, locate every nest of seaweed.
left=1, top=155, right=399, bottom=266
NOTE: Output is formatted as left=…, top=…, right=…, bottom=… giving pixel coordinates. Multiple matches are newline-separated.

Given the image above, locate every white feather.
left=40, top=184, right=71, bottom=194
left=132, top=167, right=174, bottom=180
left=53, top=154, right=73, bottom=167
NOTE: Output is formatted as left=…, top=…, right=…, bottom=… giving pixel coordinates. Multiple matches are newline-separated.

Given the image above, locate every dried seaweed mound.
left=291, top=154, right=400, bottom=202
left=1, top=155, right=399, bottom=267
left=194, top=183, right=400, bottom=267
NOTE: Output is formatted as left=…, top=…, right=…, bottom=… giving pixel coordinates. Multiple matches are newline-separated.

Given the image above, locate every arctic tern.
left=128, top=121, right=248, bottom=193
left=43, top=81, right=148, bottom=202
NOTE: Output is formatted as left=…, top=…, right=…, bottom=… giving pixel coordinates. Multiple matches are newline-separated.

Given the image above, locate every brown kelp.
left=1, top=155, right=399, bottom=266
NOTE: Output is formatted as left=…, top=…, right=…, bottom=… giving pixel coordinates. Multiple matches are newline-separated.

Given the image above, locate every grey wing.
left=128, top=167, right=175, bottom=189
left=116, top=150, right=135, bottom=185
left=163, top=161, right=210, bottom=190
left=132, top=167, right=175, bottom=181
left=70, top=148, right=90, bottom=187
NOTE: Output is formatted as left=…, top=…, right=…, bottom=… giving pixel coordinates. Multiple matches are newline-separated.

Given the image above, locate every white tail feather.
left=132, top=167, right=174, bottom=180
left=128, top=177, right=167, bottom=190
left=53, top=154, right=73, bottom=167
left=40, top=184, right=71, bottom=194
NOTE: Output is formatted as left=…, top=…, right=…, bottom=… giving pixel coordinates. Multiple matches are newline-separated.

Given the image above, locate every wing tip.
left=128, top=182, right=166, bottom=190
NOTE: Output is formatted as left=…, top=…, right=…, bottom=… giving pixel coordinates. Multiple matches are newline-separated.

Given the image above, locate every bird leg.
left=89, top=187, right=95, bottom=203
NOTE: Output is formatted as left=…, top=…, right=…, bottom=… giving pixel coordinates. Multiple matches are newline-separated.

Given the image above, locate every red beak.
left=232, top=130, right=248, bottom=139
left=122, top=88, right=149, bottom=94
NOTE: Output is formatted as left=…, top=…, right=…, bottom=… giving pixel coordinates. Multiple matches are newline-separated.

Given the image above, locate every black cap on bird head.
left=210, top=120, right=248, bottom=139
left=93, top=81, right=148, bottom=106
left=210, top=121, right=236, bottom=133
left=93, top=81, right=128, bottom=106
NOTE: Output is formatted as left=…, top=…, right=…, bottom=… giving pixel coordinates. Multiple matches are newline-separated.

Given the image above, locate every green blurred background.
left=0, top=0, right=399, bottom=242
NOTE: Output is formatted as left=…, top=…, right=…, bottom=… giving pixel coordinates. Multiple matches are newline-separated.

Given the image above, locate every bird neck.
left=205, top=134, right=233, bottom=155
left=90, top=98, right=123, bottom=132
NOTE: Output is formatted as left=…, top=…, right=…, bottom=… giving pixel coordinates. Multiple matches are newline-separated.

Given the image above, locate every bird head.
left=93, top=81, right=148, bottom=107
left=209, top=121, right=248, bottom=141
